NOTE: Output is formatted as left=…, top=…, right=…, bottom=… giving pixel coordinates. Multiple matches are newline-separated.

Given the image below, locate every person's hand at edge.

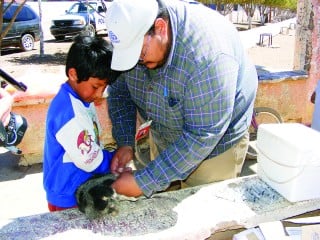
left=0, top=88, right=13, bottom=126
left=112, top=171, right=143, bottom=197
left=311, top=91, right=316, bottom=104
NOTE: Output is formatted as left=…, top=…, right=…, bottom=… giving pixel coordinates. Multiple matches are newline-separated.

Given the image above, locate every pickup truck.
left=50, top=0, right=112, bottom=41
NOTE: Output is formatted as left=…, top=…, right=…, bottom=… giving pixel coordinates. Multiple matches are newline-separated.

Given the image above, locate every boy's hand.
left=111, top=146, right=134, bottom=175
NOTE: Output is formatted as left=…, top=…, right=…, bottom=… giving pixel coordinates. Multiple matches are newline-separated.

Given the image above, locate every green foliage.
left=197, top=0, right=297, bottom=10
left=263, top=0, right=297, bottom=11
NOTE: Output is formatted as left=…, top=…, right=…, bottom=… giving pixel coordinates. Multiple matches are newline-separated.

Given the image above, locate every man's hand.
left=110, top=146, right=134, bottom=175
left=112, top=171, right=143, bottom=197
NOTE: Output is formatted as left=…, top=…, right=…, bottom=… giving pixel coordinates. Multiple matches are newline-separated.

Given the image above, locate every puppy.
left=76, top=173, right=119, bottom=219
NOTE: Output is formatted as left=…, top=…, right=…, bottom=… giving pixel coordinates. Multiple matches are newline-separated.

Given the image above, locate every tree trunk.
left=38, top=0, right=44, bottom=56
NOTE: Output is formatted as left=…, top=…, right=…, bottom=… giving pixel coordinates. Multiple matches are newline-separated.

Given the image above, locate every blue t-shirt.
left=43, top=83, right=114, bottom=207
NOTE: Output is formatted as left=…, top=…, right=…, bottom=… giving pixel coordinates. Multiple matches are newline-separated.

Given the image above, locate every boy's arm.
left=56, top=117, right=111, bottom=173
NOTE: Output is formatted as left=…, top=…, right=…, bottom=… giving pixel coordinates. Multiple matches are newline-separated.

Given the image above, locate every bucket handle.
left=257, top=147, right=306, bottom=184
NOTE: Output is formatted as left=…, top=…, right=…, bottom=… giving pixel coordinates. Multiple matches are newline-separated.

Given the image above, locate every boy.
left=43, top=35, right=120, bottom=211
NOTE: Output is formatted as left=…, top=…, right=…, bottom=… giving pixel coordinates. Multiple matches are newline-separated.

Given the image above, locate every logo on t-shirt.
left=77, top=130, right=93, bottom=155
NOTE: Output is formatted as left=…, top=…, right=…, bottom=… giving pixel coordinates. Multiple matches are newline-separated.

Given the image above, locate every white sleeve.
left=56, top=117, right=104, bottom=172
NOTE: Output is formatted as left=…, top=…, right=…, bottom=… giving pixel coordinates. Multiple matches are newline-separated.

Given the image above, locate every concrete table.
left=1, top=175, right=320, bottom=240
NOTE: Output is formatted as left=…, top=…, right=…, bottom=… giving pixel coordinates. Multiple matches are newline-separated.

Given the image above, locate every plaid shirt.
left=107, top=0, right=258, bottom=197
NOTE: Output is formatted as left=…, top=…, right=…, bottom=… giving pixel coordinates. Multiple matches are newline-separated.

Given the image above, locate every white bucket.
left=256, top=123, right=320, bottom=202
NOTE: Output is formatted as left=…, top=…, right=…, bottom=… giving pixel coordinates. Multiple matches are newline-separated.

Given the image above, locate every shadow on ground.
left=4, top=52, right=67, bottom=66
left=256, top=65, right=308, bottom=81
left=241, top=158, right=257, bottom=176
left=1, top=38, right=71, bottom=64
left=0, top=150, right=42, bottom=182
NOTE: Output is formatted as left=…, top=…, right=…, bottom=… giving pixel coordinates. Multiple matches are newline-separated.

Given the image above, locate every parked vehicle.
left=50, top=0, right=112, bottom=41
left=1, top=3, right=40, bottom=51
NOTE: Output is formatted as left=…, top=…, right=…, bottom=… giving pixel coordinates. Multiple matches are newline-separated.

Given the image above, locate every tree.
left=257, top=3, right=269, bottom=25
left=238, top=0, right=258, bottom=29
left=37, top=0, right=44, bottom=56
left=198, top=0, right=258, bottom=28
left=207, top=0, right=235, bottom=16
left=198, top=0, right=297, bottom=26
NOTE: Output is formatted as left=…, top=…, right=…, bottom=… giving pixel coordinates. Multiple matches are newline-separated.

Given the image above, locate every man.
left=106, top=0, right=258, bottom=197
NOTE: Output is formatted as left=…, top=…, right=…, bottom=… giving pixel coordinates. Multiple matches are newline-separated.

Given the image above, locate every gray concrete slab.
left=0, top=147, right=257, bottom=220
left=1, top=175, right=320, bottom=240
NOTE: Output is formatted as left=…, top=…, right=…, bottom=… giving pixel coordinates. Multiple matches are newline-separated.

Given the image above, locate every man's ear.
left=68, top=68, right=78, bottom=82
left=154, top=18, right=168, bottom=37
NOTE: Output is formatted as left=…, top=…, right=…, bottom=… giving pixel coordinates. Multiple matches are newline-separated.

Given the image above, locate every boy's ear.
left=68, top=68, right=78, bottom=82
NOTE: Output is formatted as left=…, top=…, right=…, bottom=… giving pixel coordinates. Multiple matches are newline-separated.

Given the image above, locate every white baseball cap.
left=106, top=0, right=158, bottom=71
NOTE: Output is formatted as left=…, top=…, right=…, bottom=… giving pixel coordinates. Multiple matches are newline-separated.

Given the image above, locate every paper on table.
left=232, top=228, right=264, bottom=240
left=301, top=224, right=320, bottom=240
left=285, top=227, right=301, bottom=240
left=258, top=221, right=287, bottom=240
left=283, top=216, right=320, bottom=224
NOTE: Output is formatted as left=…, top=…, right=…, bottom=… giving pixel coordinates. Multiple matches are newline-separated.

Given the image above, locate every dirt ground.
left=1, top=37, right=82, bottom=79
left=247, top=29, right=295, bottom=70
left=0, top=29, right=295, bottom=82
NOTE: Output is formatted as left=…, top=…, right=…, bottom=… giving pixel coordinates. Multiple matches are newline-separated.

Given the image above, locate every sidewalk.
left=239, top=18, right=296, bottom=50
left=0, top=150, right=47, bottom=220
left=244, top=19, right=296, bottom=71
left=0, top=18, right=296, bottom=221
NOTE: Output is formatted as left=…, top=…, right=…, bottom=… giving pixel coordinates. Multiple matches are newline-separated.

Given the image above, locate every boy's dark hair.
left=66, top=34, right=120, bottom=84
